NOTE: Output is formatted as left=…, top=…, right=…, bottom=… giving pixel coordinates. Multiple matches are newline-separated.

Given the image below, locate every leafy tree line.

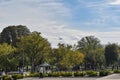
left=0, top=25, right=120, bottom=73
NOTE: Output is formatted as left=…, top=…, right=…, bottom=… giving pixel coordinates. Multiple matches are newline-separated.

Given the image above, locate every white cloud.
left=31, top=22, right=120, bottom=47
left=0, top=0, right=71, bottom=21
left=110, top=0, right=120, bottom=5
left=77, top=0, right=120, bottom=29
left=39, top=24, right=95, bottom=47
left=1, top=0, right=120, bottom=47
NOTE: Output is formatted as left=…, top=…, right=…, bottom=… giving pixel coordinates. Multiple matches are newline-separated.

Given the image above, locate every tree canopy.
left=0, top=43, right=16, bottom=71
left=0, top=25, right=120, bottom=72
left=0, top=25, right=30, bottom=47
left=77, top=36, right=105, bottom=70
left=17, top=31, right=51, bottom=72
left=105, top=43, right=119, bottom=66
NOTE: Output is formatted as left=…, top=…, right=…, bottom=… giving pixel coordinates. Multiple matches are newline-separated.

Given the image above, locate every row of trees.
left=0, top=25, right=120, bottom=72
left=77, top=36, right=120, bottom=70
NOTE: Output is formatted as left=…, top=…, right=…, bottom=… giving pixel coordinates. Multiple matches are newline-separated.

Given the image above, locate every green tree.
left=105, top=43, right=119, bottom=70
left=60, top=50, right=84, bottom=70
left=85, top=48, right=105, bottom=70
left=77, top=36, right=105, bottom=70
left=0, top=25, right=30, bottom=47
left=0, top=43, right=16, bottom=71
left=51, top=44, right=72, bottom=70
left=77, top=36, right=101, bottom=52
left=17, top=32, right=51, bottom=73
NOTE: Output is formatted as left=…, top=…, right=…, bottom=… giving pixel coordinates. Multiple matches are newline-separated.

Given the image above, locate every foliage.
left=1, top=25, right=120, bottom=73
left=105, top=43, right=119, bottom=66
left=114, top=70, right=120, bottom=73
left=0, top=25, right=30, bottom=47
left=0, top=43, right=16, bottom=71
left=51, top=44, right=72, bottom=70
left=86, top=70, right=98, bottom=77
left=48, top=71, right=73, bottom=77
left=77, top=36, right=101, bottom=52
left=48, top=72, right=61, bottom=77
left=12, top=74, right=23, bottom=79
left=17, top=32, right=52, bottom=72
left=60, top=72, right=73, bottom=77
left=0, top=43, right=16, bottom=56
left=28, top=73, right=39, bottom=77
left=99, top=70, right=112, bottom=76
left=2, top=75, right=11, bottom=80
left=74, top=71, right=86, bottom=77
left=60, top=51, right=84, bottom=70
left=77, top=36, right=105, bottom=70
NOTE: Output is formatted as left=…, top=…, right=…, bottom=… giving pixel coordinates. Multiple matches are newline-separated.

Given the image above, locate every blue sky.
left=0, top=0, right=120, bottom=47
left=65, top=0, right=120, bottom=31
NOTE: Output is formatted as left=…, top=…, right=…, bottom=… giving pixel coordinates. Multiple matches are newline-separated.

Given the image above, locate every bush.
left=86, top=71, right=98, bottom=77
left=28, top=73, right=39, bottom=77
left=3, top=75, right=11, bottom=80
left=99, top=70, right=112, bottom=76
left=48, top=72, right=60, bottom=77
left=0, top=76, right=2, bottom=80
left=74, top=71, right=86, bottom=77
left=12, top=74, right=23, bottom=79
left=60, top=72, right=72, bottom=77
left=114, top=70, right=120, bottom=73
left=26, top=72, right=48, bottom=77
left=43, top=73, right=48, bottom=77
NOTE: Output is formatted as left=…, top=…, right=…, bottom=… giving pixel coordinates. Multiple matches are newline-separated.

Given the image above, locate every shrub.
left=12, top=74, right=23, bottom=79
left=86, top=71, right=98, bottom=77
left=43, top=73, right=48, bottom=77
left=28, top=73, right=39, bottom=77
left=48, top=72, right=60, bottom=77
left=99, top=70, right=112, bottom=76
left=0, top=76, right=2, bottom=80
left=3, top=75, right=11, bottom=80
left=114, top=70, right=120, bottom=73
left=74, top=71, right=86, bottom=77
left=26, top=72, right=48, bottom=77
left=60, top=72, right=72, bottom=77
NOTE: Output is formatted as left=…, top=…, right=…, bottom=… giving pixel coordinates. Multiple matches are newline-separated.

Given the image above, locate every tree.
left=77, top=36, right=105, bottom=70
left=0, top=25, right=30, bottom=47
left=17, top=32, right=51, bottom=73
left=105, top=43, right=119, bottom=70
left=51, top=44, right=72, bottom=70
left=77, top=36, right=101, bottom=52
left=0, top=43, right=16, bottom=71
left=85, top=48, right=105, bottom=70
left=60, top=50, right=84, bottom=70
left=51, top=43, right=84, bottom=70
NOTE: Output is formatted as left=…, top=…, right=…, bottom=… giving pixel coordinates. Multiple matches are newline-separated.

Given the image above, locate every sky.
left=0, top=0, right=120, bottom=47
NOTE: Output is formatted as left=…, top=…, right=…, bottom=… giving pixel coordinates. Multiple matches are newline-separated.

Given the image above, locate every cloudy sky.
left=0, top=0, right=120, bottom=47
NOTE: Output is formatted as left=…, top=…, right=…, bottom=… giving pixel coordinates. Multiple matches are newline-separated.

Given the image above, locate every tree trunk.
left=31, top=58, right=35, bottom=73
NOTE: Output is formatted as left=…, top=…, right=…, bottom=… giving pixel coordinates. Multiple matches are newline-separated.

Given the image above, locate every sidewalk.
left=96, top=74, right=120, bottom=80
left=19, top=77, right=98, bottom=80
left=19, top=74, right=120, bottom=80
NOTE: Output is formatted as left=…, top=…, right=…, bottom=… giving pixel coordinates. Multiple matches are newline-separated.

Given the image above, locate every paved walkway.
left=96, top=74, right=120, bottom=80
left=19, top=74, right=120, bottom=80
left=20, top=77, right=98, bottom=80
